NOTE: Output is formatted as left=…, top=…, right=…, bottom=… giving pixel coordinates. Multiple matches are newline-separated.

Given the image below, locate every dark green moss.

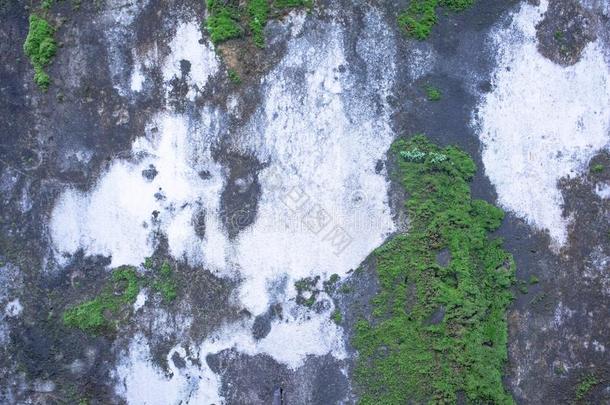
left=575, top=374, right=600, bottom=401
left=63, top=266, right=140, bottom=333
left=205, top=0, right=312, bottom=48
left=274, top=0, right=312, bottom=10
left=323, top=273, right=340, bottom=292
left=425, top=85, right=442, bottom=101
left=295, top=276, right=320, bottom=307
left=591, top=163, right=604, bottom=174
left=152, top=261, right=178, bottom=302
left=353, top=135, right=514, bottom=404
left=517, top=279, right=529, bottom=294
left=23, top=14, right=57, bottom=90
left=331, top=309, right=342, bottom=324
left=554, top=30, right=565, bottom=41
left=205, top=0, right=243, bottom=44
left=398, top=0, right=474, bottom=40
left=228, top=68, right=242, bottom=84
left=248, top=0, right=269, bottom=47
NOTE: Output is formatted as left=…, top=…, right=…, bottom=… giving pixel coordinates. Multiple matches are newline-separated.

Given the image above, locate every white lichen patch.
left=474, top=0, right=610, bottom=248
left=161, top=21, right=220, bottom=100
left=233, top=11, right=396, bottom=315
left=115, top=334, right=219, bottom=405
left=50, top=112, right=226, bottom=267
left=4, top=299, right=22, bottom=318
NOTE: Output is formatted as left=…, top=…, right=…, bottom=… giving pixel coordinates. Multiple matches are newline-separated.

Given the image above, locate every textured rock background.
left=0, top=0, right=609, bottom=403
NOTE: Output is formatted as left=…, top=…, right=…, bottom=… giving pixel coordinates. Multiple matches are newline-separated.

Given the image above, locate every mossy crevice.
left=205, top=0, right=312, bottom=48
left=23, top=13, right=57, bottom=90
left=63, top=266, right=140, bottom=334
left=151, top=261, right=178, bottom=303
left=353, top=135, right=515, bottom=404
left=398, top=0, right=474, bottom=40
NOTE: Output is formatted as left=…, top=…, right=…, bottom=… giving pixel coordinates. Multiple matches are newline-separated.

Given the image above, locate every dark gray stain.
left=536, top=0, right=596, bottom=66
left=214, top=150, right=264, bottom=239
left=207, top=349, right=348, bottom=405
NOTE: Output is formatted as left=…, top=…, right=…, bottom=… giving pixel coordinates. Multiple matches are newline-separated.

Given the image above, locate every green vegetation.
left=205, top=0, right=312, bottom=48
left=398, top=0, right=475, bottom=40
left=529, top=275, right=539, bottom=285
left=206, top=0, right=243, bottom=44
left=575, top=374, right=600, bottom=401
left=63, top=266, right=140, bottom=333
left=64, top=259, right=179, bottom=334
left=228, top=68, right=242, bottom=84
left=152, top=261, right=178, bottom=302
left=248, top=0, right=270, bottom=47
left=353, top=135, right=515, bottom=404
left=331, top=309, right=342, bottom=324
left=425, top=85, right=442, bottom=101
left=323, top=273, right=340, bottom=292
left=591, top=163, right=604, bottom=174
left=294, top=274, right=340, bottom=307
left=554, top=30, right=565, bottom=41
left=23, top=14, right=57, bottom=90
left=295, top=276, right=319, bottom=307
left=517, top=279, right=528, bottom=294
left=274, top=0, right=312, bottom=9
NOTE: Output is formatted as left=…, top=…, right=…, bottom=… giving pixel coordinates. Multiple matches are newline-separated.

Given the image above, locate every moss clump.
left=323, top=273, right=340, bottom=293
left=295, top=276, right=320, bottom=307
left=63, top=266, right=140, bottom=333
left=205, top=0, right=312, bottom=48
left=331, top=309, right=342, bottom=324
left=228, top=68, right=242, bottom=84
left=398, top=0, right=474, bottom=40
left=591, top=163, right=604, bottom=174
left=575, top=374, right=600, bottom=401
left=152, top=261, right=178, bottom=302
left=274, top=0, right=312, bottom=9
left=205, top=0, right=243, bottom=44
left=23, top=14, right=57, bottom=90
left=353, top=135, right=515, bottom=404
left=248, top=0, right=270, bottom=47
left=425, top=85, right=442, bottom=101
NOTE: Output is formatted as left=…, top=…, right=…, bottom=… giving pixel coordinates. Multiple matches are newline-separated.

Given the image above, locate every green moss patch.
left=575, top=374, right=600, bottom=401
left=398, top=0, right=475, bottom=40
left=353, top=135, right=515, bottom=404
left=63, top=259, right=180, bottom=334
left=205, top=0, right=312, bottom=48
left=425, top=84, right=442, bottom=101
left=206, top=0, right=243, bottom=44
left=591, top=163, right=604, bottom=174
left=23, top=14, right=57, bottom=90
left=248, top=0, right=270, bottom=47
left=151, top=261, right=178, bottom=303
left=228, top=68, right=242, bottom=84
left=63, top=266, right=140, bottom=334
